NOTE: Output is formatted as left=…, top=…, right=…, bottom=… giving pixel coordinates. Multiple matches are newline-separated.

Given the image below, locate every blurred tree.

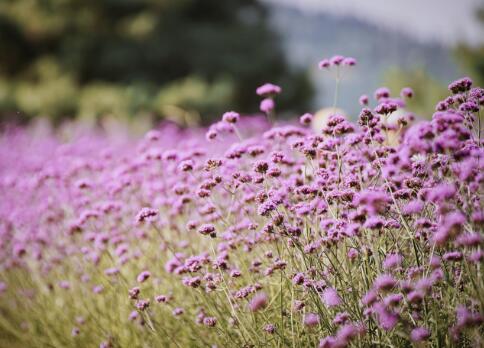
left=383, top=67, right=448, bottom=118
left=0, top=0, right=313, bottom=124
left=454, top=7, right=484, bottom=87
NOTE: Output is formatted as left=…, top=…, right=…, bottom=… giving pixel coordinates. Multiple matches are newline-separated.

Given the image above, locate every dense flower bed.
left=0, top=59, right=483, bottom=348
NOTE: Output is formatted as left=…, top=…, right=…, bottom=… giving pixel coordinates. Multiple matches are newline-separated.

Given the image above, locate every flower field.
left=0, top=58, right=483, bottom=348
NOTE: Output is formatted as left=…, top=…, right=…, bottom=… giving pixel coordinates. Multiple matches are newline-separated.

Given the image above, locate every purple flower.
left=137, top=271, right=151, bottom=283
left=248, top=292, right=268, bottom=312
left=172, top=307, right=184, bottom=316
left=136, top=299, right=150, bottom=311
left=353, top=190, right=390, bottom=216
left=374, top=101, right=398, bottom=114
left=129, top=310, right=139, bottom=321
left=230, top=269, right=241, bottom=278
left=383, top=293, right=403, bottom=307
left=58, top=281, right=70, bottom=290
left=410, top=327, right=430, bottom=342
left=179, top=160, right=194, bottom=172
left=459, top=101, right=479, bottom=112
left=374, top=87, right=390, bottom=100
left=222, top=111, right=240, bottom=124
left=359, top=95, right=369, bottom=106
left=333, top=312, right=350, bottom=326
left=203, top=316, right=217, bottom=327
left=264, top=323, right=276, bottom=334
left=128, top=287, right=141, bottom=300
left=402, top=200, right=424, bottom=215
left=383, top=253, right=403, bottom=270
left=342, top=57, right=357, bottom=66
left=374, top=274, right=397, bottom=292
left=443, top=251, right=463, bottom=261
left=182, top=276, right=202, bottom=288
left=322, top=287, right=342, bottom=307
left=299, top=113, right=313, bottom=126
left=455, top=305, right=483, bottom=329
left=400, top=87, right=414, bottom=98
left=0, top=282, right=7, bottom=294
left=303, top=313, right=320, bottom=327
left=1, top=57, right=482, bottom=348
left=319, top=336, right=336, bottom=348
left=468, top=250, right=484, bottom=263
left=429, top=255, right=441, bottom=268
left=135, top=207, right=158, bottom=223
left=155, top=294, right=169, bottom=303
left=253, top=160, right=269, bottom=174
left=258, top=200, right=276, bottom=216
left=373, top=302, right=399, bottom=331
left=206, top=128, right=217, bottom=141
left=260, top=98, right=275, bottom=113
left=433, top=211, right=466, bottom=245
left=330, top=55, right=345, bottom=66
left=336, top=323, right=364, bottom=345
left=92, top=285, right=104, bottom=294
left=256, top=83, right=281, bottom=96
left=198, top=224, right=216, bottom=237
left=361, top=290, right=378, bottom=307
left=318, top=59, right=330, bottom=69
left=293, top=300, right=305, bottom=311
left=407, top=290, right=425, bottom=304
left=364, top=216, right=385, bottom=230
left=347, top=248, right=359, bottom=260
left=448, top=77, right=472, bottom=94
left=427, top=183, right=456, bottom=203
left=292, top=273, right=305, bottom=285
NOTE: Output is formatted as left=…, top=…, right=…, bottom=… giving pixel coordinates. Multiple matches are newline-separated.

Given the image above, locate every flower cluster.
left=318, top=55, right=357, bottom=69
left=0, top=59, right=482, bottom=348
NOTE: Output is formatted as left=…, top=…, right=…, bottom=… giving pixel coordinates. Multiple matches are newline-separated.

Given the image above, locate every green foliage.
left=384, top=6, right=484, bottom=120
left=454, top=7, right=484, bottom=87
left=383, top=68, right=448, bottom=118
left=0, top=0, right=313, bottom=123
left=455, top=44, right=484, bottom=87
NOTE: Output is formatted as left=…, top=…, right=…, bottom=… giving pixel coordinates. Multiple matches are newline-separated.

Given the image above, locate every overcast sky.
left=263, top=0, right=484, bottom=46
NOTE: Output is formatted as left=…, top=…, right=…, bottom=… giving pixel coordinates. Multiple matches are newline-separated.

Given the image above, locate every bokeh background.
left=0, top=0, right=483, bottom=127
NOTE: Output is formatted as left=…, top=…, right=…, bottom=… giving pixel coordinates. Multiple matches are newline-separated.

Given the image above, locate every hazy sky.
left=263, top=0, right=484, bottom=46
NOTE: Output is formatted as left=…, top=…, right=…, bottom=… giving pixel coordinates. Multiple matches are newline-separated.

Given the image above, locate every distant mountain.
left=266, top=5, right=461, bottom=115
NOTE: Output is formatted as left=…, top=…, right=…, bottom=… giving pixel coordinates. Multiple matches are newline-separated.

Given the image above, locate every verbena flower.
left=0, top=58, right=482, bottom=348
left=137, top=271, right=151, bottom=283
left=303, top=313, right=320, bottom=327
left=248, top=292, right=268, bottom=312
left=322, top=287, right=342, bottom=307
left=256, top=83, right=281, bottom=96
left=382, top=253, right=403, bottom=270
left=135, top=207, right=158, bottom=223
left=410, top=327, right=430, bottom=342
left=222, top=111, right=240, bottom=124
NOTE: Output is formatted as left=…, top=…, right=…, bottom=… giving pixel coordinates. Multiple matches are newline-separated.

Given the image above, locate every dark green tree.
left=0, top=0, right=313, bottom=124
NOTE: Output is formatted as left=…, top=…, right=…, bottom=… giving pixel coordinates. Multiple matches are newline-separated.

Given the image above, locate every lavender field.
left=0, top=55, right=483, bottom=348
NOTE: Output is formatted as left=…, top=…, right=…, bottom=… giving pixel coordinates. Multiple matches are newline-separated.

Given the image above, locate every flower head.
left=137, top=271, right=151, bottom=283
left=256, top=83, right=281, bottom=96
left=303, top=313, right=320, bottom=327
left=410, top=327, right=430, bottom=342
left=260, top=98, right=275, bottom=113
left=249, top=292, right=268, bottom=312
left=135, top=208, right=158, bottom=223
left=222, top=111, right=240, bottom=124
left=322, top=287, right=342, bottom=307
